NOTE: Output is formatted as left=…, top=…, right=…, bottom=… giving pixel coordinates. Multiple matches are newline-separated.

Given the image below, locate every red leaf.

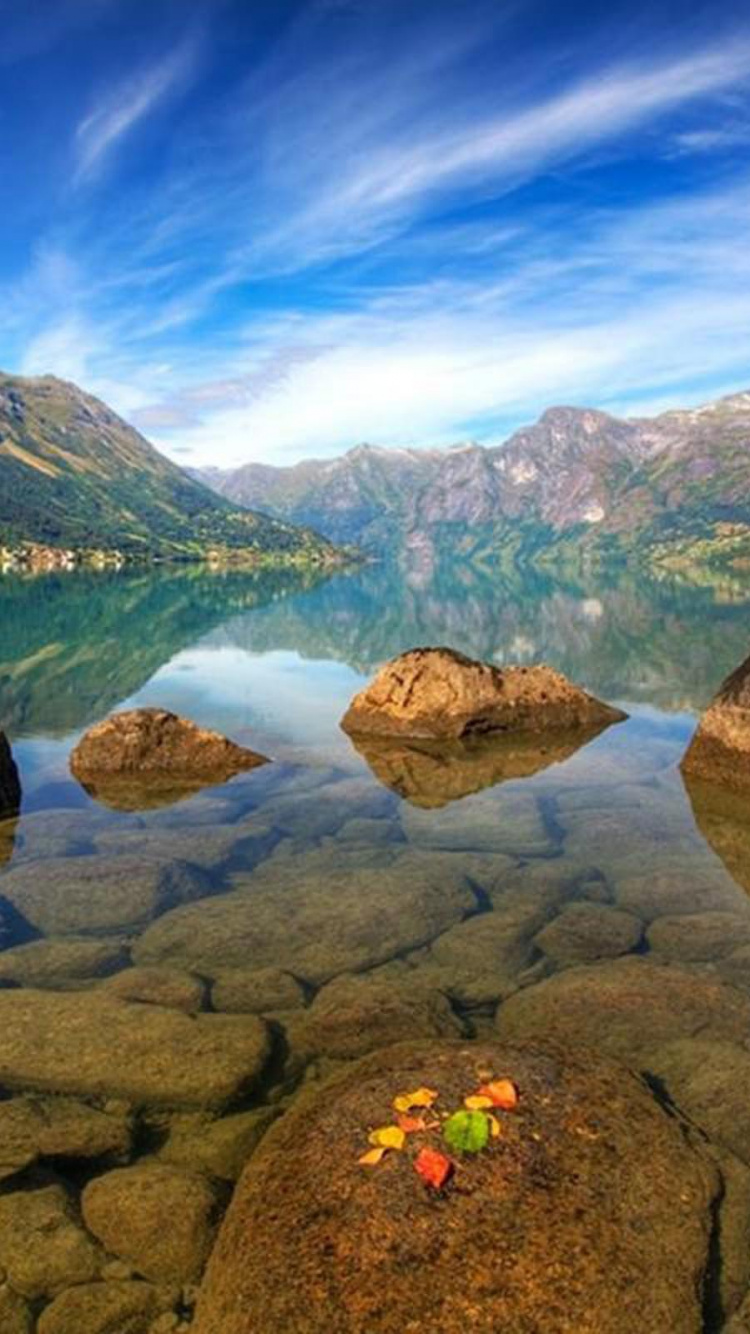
left=397, top=1114, right=427, bottom=1133
left=414, top=1147, right=453, bottom=1189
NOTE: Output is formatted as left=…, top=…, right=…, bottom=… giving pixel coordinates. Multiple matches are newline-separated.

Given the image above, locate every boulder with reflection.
left=70, top=708, right=269, bottom=812
left=682, top=770, right=750, bottom=898
left=682, top=650, right=750, bottom=790
left=348, top=726, right=615, bottom=808
left=341, top=646, right=626, bottom=741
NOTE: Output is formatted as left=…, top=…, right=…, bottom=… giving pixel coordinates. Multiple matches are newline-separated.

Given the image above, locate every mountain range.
left=195, top=390, right=750, bottom=570
left=0, top=373, right=339, bottom=566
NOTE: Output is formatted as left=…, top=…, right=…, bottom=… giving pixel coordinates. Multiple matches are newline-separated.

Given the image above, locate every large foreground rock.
left=0, top=990, right=269, bottom=1108
left=134, top=854, right=476, bottom=984
left=682, top=653, right=750, bottom=790
left=70, top=707, right=268, bottom=810
left=0, top=732, right=21, bottom=818
left=340, top=647, right=626, bottom=741
left=194, top=1039, right=719, bottom=1334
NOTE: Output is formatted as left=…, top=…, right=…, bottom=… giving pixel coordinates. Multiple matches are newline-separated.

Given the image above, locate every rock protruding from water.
left=0, top=732, right=21, bottom=819
left=340, top=647, right=626, bottom=741
left=69, top=707, right=269, bottom=810
left=682, top=652, right=750, bottom=790
left=193, top=1039, right=719, bottom=1334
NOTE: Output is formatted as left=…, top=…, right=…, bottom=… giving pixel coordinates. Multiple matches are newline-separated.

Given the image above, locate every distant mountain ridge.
left=0, top=373, right=340, bottom=566
left=193, top=390, right=750, bottom=569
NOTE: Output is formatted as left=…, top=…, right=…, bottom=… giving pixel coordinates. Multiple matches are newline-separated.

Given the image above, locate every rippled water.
left=2, top=559, right=750, bottom=1326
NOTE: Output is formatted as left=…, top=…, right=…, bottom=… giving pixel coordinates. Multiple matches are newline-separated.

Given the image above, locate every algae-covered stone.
left=647, top=911, right=750, bottom=962
left=0, top=1181, right=101, bottom=1298
left=286, top=972, right=465, bottom=1061
left=401, top=787, right=555, bottom=857
left=36, top=1280, right=161, bottom=1334
left=535, top=902, right=643, bottom=965
left=100, top=966, right=206, bottom=1013
left=211, top=967, right=306, bottom=1014
left=8, top=808, right=127, bottom=863
left=0, top=1285, right=32, bottom=1334
left=340, top=647, right=626, bottom=740
left=0, top=1094, right=132, bottom=1180
left=257, top=776, right=394, bottom=842
left=194, top=1039, right=717, bottom=1334
left=82, top=1163, right=221, bottom=1284
left=92, top=823, right=277, bottom=874
left=134, top=855, right=476, bottom=984
left=0, top=855, right=212, bottom=936
left=495, top=956, right=750, bottom=1063
left=0, top=990, right=269, bottom=1108
left=615, top=866, right=746, bottom=922
left=0, top=937, right=129, bottom=988
left=158, top=1107, right=277, bottom=1181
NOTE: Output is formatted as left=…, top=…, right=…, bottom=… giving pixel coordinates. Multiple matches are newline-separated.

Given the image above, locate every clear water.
left=2, top=559, right=750, bottom=1277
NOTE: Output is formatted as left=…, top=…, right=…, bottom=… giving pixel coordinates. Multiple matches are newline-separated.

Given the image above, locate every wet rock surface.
left=70, top=708, right=269, bottom=810
left=194, top=1039, right=719, bottom=1334
left=682, top=653, right=750, bottom=791
left=82, top=1163, right=221, bottom=1284
left=340, top=647, right=626, bottom=740
left=0, top=990, right=270, bottom=1107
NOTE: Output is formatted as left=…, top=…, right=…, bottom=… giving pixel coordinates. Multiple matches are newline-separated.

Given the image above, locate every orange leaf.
left=414, top=1147, right=453, bottom=1189
left=464, top=1094, right=493, bottom=1110
left=358, top=1146, right=387, bottom=1166
left=397, top=1114, right=427, bottom=1133
left=393, top=1087, right=439, bottom=1113
left=477, top=1079, right=519, bottom=1110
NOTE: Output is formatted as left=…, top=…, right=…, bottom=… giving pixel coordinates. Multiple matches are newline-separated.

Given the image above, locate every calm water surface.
left=2, top=561, right=750, bottom=1147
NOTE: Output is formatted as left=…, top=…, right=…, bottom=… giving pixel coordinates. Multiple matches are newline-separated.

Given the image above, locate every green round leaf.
left=443, top=1109, right=490, bottom=1154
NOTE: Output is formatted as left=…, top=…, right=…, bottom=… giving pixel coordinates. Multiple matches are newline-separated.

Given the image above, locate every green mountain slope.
left=0, top=373, right=340, bottom=564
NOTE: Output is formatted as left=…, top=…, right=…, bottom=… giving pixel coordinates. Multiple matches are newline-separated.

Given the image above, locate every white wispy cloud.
left=73, top=41, right=195, bottom=183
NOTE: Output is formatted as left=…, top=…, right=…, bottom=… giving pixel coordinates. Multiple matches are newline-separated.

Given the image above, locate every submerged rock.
left=211, top=967, right=306, bottom=1014
left=99, top=965, right=207, bottom=1012
left=0, top=1285, right=31, bottom=1334
left=0, top=1094, right=132, bottom=1181
left=401, top=786, right=556, bottom=857
left=82, top=1163, right=221, bottom=1284
left=534, top=902, right=643, bottom=965
left=134, top=854, right=476, bottom=985
left=0, top=937, right=129, bottom=989
left=0, top=1180, right=101, bottom=1299
left=70, top=707, right=269, bottom=810
left=0, top=990, right=269, bottom=1108
left=647, top=911, right=750, bottom=962
left=340, top=646, right=626, bottom=741
left=36, top=1281, right=161, bottom=1334
left=0, top=854, right=211, bottom=935
left=194, top=1039, right=718, bottom=1334
left=682, top=653, right=750, bottom=790
left=158, top=1107, right=277, bottom=1181
left=347, top=726, right=611, bottom=807
left=0, top=732, right=21, bottom=819
left=286, top=972, right=465, bottom=1062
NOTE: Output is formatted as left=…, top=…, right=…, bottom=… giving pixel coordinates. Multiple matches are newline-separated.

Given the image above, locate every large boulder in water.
left=194, top=1039, right=720, bottom=1334
left=70, top=707, right=268, bottom=810
left=340, top=647, right=626, bottom=741
left=0, top=732, right=21, bottom=819
left=682, top=652, right=750, bottom=790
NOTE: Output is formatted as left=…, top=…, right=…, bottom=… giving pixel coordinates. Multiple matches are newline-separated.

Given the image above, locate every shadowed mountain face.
left=195, top=391, right=750, bottom=567
left=0, top=373, right=338, bottom=562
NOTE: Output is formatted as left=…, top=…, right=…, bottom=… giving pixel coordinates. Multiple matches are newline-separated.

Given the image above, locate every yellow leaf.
left=464, top=1094, right=493, bottom=1110
left=369, top=1125, right=406, bottom=1151
left=392, top=1087, right=439, bottom=1113
left=359, top=1146, right=387, bottom=1166
left=488, top=1114, right=501, bottom=1138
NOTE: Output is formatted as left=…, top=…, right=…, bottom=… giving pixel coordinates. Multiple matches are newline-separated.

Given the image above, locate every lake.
left=2, top=558, right=750, bottom=1325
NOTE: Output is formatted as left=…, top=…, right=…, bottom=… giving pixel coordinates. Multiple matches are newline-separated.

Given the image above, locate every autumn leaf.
left=369, top=1125, right=406, bottom=1151
left=414, top=1147, right=453, bottom=1189
left=393, top=1087, right=439, bottom=1113
left=464, top=1094, right=493, bottom=1111
left=477, top=1079, right=519, bottom=1110
left=397, top=1114, right=428, bottom=1134
left=488, top=1114, right=501, bottom=1138
left=443, top=1109, right=490, bottom=1154
left=359, top=1146, right=387, bottom=1166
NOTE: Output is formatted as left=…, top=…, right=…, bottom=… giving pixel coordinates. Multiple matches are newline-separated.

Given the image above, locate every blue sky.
left=3, top=0, right=750, bottom=467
